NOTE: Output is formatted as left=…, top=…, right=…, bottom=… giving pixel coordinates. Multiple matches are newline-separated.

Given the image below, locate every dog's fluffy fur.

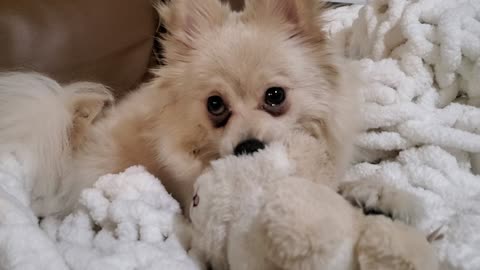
left=0, top=73, right=113, bottom=215
left=0, top=0, right=360, bottom=217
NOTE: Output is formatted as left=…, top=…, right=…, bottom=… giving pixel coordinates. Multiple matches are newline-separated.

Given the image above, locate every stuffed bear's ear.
left=64, top=82, right=113, bottom=150
left=243, top=0, right=326, bottom=39
left=156, top=0, right=230, bottom=62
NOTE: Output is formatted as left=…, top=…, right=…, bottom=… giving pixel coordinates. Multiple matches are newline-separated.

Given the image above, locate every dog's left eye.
left=263, top=87, right=287, bottom=116
left=264, top=87, right=286, bottom=107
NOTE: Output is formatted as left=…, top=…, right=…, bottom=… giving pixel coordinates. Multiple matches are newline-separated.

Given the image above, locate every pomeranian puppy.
left=0, top=0, right=360, bottom=217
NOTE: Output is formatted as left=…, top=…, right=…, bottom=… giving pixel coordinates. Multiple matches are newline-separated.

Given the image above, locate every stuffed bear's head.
left=189, top=143, right=294, bottom=267
left=188, top=131, right=339, bottom=268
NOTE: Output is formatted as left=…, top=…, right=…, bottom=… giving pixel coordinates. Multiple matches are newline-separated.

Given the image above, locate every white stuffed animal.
left=188, top=135, right=439, bottom=270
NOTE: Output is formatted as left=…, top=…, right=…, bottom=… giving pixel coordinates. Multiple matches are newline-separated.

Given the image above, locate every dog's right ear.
left=156, top=0, right=230, bottom=63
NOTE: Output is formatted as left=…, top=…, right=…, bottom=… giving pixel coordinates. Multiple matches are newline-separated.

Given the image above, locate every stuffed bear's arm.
left=259, top=177, right=359, bottom=270
left=356, top=216, right=439, bottom=270
left=338, top=179, right=424, bottom=225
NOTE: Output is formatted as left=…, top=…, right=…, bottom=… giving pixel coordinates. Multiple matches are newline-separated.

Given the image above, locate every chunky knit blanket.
left=324, top=1, right=480, bottom=269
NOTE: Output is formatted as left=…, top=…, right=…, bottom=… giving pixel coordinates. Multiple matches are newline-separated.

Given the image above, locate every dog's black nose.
left=234, top=139, right=265, bottom=156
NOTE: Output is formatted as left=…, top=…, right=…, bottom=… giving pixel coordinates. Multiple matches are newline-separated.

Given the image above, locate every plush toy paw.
left=338, top=179, right=423, bottom=225
left=260, top=177, right=358, bottom=270
left=356, top=216, right=438, bottom=270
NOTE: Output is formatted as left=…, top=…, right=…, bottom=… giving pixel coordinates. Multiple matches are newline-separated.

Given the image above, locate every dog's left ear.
left=157, top=0, right=229, bottom=62
left=243, top=0, right=326, bottom=40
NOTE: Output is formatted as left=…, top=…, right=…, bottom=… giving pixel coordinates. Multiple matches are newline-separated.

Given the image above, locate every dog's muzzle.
left=234, top=139, right=265, bottom=156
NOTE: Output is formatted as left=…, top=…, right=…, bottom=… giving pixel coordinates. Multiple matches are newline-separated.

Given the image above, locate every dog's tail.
left=0, top=72, right=113, bottom=211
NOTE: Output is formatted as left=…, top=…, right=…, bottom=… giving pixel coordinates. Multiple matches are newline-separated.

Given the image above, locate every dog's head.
left=150, top=0, right=359, bottom=178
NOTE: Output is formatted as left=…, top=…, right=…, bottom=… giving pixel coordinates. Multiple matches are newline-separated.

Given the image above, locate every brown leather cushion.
left=0, top=0, right=158, bottom=97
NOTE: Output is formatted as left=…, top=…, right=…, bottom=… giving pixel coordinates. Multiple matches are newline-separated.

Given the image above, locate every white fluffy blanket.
left=0, top=0, right=479, bottom=269
left=0, top=155, right=198, bottom=270
left=325, top=0, right=480, bottom=269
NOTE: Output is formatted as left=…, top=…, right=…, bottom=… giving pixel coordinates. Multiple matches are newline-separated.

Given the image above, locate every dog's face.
left=182, top=20, right=334, bottom=157
left=151, top=0, right=358, bottom=181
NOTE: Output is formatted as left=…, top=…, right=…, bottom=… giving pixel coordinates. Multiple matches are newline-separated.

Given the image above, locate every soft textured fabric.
left=324, top=1, right=480, bottom=269
left=0, top=154, right=197, bottom=270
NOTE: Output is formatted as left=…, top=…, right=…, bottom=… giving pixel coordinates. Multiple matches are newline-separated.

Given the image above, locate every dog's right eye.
left=207, top=95, right=231, bottom=128
left=207, top=96, right=226, bottom=115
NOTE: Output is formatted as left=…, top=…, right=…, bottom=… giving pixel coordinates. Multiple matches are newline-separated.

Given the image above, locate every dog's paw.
left=338, top=180, right=424, bottom=225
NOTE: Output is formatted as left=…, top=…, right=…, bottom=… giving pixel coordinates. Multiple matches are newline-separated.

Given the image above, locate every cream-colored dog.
left=0, top=0, right=360, bottom=217
left=0, top=1, right=436, bottom=268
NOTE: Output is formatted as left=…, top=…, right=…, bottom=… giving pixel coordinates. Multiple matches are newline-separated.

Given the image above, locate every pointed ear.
left=64, top=82, right=113, bottom=149
left=244, top=0, right=326, bottom=38
left=156, top=0, right=229, bottom=61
